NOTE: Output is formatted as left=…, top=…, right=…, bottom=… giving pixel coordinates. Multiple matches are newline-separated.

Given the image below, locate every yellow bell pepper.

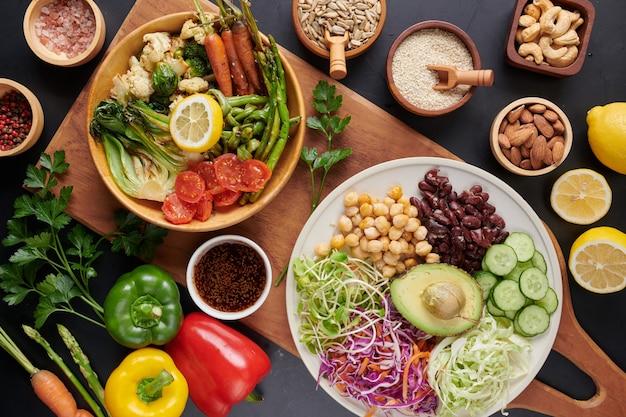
left=104, top=348, right=188, bottom=417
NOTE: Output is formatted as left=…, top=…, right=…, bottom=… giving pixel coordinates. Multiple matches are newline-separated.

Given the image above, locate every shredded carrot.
left=363, top=406, right=377, bottom=417
left=358, top=358, right=369, bottom=376
left=401, top=352, right=430, bottom=401
left=336, top=382, right=347, bottom=393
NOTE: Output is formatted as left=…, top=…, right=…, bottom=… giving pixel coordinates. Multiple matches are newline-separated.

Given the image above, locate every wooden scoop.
left=427, top=65, right=494, bottom=91
left=325, top=30, right=348, bottom=80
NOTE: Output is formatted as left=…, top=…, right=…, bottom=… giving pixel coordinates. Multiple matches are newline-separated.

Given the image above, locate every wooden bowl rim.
left=0, top=78, right=44, bottom=158
left=490, top=97, right=573, bottom=176
left=505, top=0, right=596, bottom=78
left=23, top=0, right=106, bottom=67
left=86, top=11, right=306, bottom=232
left=385, top=20, right=482, bottom=117
left=291, top=0, right=387, bottom=59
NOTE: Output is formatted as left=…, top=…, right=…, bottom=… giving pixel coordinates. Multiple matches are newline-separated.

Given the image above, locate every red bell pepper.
left=166, top=312, right=271, bottom=417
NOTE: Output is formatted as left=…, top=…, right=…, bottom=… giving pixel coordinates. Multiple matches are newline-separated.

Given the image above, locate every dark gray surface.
left=0, top=0, right=624, bottom=416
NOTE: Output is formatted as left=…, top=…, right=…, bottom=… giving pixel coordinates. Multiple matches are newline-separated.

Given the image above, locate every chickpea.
left=395, top=262, right=407, bottom=274
left=315, top=242, right=330, bottom=257
left=404, top=258, right=418, bottom=268
left=399, top=239, right=409, bottom=253
left=374, top=259, right=386, bottom=271
left=382, top=265, right=397, bottom=278
left=402, top=231, right=413, bottom=242
left=390, top=203, right=404, bottom=217
left=330, top=234, right=345, bottom=249
left=351, top=214, right=363, bottom=227
left=388, top=226, right=403, bottom=241
left=338, top=215, right=352, bottom=233
left=351, top=246, right=367, bottom=260
left=372, top=203, right=389, bottom=217
left=383, top=197, right=395, bottom=208
left=414, top=225, right=428, bottom=241
left=398, top=196, right=410, bottom=207
left=357, top=193, right=371, bottom=205
left=425, top=252, right=441, bottom=264
left=393, top=214, right=409, bottom=229
left=344, top=191, right=358, bottom=207
left=353, top=228, right=363, bottom=238
left=345, top=206, right=359, bottom=217
left=389, top=240, right=403, bottom=255
left=406, top=243, right=415, bottom=255
left=415, top=241, right=433, bottom=257
left=380, top=236, right=390, bottom=251
left=359, top=216, right=375, bottom=230
left=364, top=227, right=381, bottom=240
left=359, top=203, right=373, bottom=217
left=345, top=233, right=359, bottom=247
left=406, top=205, right=419, bottom=218
left=359, top=237, right=369, bottom=252
left=387, top=185, right=403, bottom=201
left=383, top=251, right=399, bottom=266
left=374, top=216, right=390, bottom=234
left=367, top=239, right=383, bottom=253
left=404, top=218, right=420, bottom=233
left=370, top=251, right=383, bottom=262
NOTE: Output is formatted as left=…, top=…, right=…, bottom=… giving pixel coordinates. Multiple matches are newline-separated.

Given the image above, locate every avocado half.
left=390, top=263, right=483, bottom=336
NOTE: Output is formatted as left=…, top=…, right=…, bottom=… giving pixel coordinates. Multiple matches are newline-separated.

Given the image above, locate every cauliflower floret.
left=127, top=56, right=154, bottom=101
left=163, top=53, right=189, bottom=77
left=178, top=77, right=209, bottom=94
left=180, top=19, right=206, bottom=45
left=170, top=36, right=185, bottom=54
left=169, top=94, right=185, bottom=111
left=110, top=74, right=131, bottom=105
left=140, top=32, right=172, bottom=71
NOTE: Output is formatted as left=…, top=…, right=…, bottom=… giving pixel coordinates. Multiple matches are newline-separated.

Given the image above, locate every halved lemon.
left=550, top=168, right=612, bottom=225
left=170, top=94, right=223, bottom=153
left=569, top=227, right=626, bottom=294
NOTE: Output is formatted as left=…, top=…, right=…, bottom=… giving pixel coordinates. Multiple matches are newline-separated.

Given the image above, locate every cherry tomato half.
left=194, top=192, right=214, bottom=221
left=214, top=153, right=243, bottom=192
left=213, top=189, right=242, bottom=207
left=193, top=161, right=225, bottom=195
left=239, top=159, right=272, bottom=192
left=162, top=193, right=196, bottom=224
left=175, top=171, right=206, bottom=203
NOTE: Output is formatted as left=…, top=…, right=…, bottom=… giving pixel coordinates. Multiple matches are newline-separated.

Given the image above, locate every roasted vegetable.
left=152, top=62, right=178, bottom=98
left=183, top=41, right=210, bottom=77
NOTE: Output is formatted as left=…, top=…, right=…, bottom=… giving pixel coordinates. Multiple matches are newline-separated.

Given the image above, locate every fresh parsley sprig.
left=302, top=80, right=352, bottom=212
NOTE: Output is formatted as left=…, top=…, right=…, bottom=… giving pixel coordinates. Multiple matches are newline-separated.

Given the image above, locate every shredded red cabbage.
left=319, top=299, right=439, bottom=415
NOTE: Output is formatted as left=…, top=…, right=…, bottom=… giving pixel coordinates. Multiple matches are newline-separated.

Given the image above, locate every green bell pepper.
left=104, top=265, right=183, bottom=349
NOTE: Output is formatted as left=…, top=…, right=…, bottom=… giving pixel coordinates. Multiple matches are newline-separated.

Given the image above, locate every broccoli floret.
left=183, top=41, right=210, bottom=77
left=183, top=42, right=207, bottom=60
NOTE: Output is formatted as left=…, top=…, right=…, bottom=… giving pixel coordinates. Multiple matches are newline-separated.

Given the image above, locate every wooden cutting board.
left=44, top=0, right=625, bottom=415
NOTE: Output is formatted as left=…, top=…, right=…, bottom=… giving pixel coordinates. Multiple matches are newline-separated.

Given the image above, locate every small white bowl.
left=186, top=235, right=272, bottom=320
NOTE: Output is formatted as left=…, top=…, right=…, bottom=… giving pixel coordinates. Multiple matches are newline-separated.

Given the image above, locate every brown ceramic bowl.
left=0, top=79, right=44, bottom=158
left=86, top=12, right=305, bottom=232
left=506, top=0, right=595, bottom=77
left=386, top=21, right=482, bottom=117
left=291, top=0, right=387, bottom=59
left=490, top=97, right=573, bottom=176
left=23, top=0, right=106, bottom=67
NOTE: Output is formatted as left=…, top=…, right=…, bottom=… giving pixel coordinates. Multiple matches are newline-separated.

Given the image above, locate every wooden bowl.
left=291, top=0, right=387, bottom=59
left=505, top=0, right=595, bottom=78
left=386, top=21, right=482, bottom=117
left=86, top=12, right=305, bottom=232
left=490, top=97, right=573, bottom=176
left=0, top=79, right=44, bottom=158
left=23, top=0, right=106, bottom=67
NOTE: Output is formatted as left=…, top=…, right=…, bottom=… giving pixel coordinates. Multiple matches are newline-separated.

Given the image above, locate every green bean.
left=237, top=146, right=253, bottom=160
left=252, top=121, right=265, bottom=136
left=208, top=89, right=231, bottom=114
left=259, top=108, right=281, bottom=161
left=226, top=113, right=239, bottom=127
left=221, top=130, right=233, bottom=140
left=235, top=105, right=256, bottom=122
left=247, top=138, right=261, bottom=153
left=246, top=104, right=270, bottom=122
left=226, top=94, right=268, bottom=107
left=230, top=107, right=245, bottom=117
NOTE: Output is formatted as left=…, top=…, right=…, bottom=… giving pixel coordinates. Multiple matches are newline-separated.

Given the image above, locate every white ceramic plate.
left=286, top=157, right=562, bottom=417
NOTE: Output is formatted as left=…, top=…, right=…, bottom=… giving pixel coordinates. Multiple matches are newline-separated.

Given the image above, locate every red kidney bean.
left=464, top=205, right=479, bottom=216
left=483, top=202, right=496, bottom=215
left=465, top=195, right=482, bottom=206
left=488, top=214, right=505, bottom=228
left=470, top=185, right=482, bottom=194
left=418, top=181, right=436, bottom=193
left=462, top=216, right=481, bottom=229
left=480, top=192, right=490, bottom=202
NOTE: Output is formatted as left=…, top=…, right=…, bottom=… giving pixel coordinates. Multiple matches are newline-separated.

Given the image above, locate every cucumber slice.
left=492, top=280, right=526, bottom=311
left=474, top=271, right=499, bottom=301
left=494, top=316, right=513, bottom=329
left=504, top=309, right=517, bottom=320
left=484, top=244, right=518, bottom=276
left=487, top=298, right=505, bottom=317
left=515, top=304, right=550, bottom=336
left=504, top=260, right=533, bottom=282
left=504, top=232, right=535, bottom=262
left=481, top=257, right=489, bottom=272
left=513, top=315, right=531, bottom=337
left=532, top=250, right=547, bottom=273
left=536, top=287, right=558, bottom=314
left=519, top=267, right=549, bottom=300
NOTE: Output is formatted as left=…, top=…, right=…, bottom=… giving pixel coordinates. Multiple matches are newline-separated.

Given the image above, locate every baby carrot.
left=222, top=28, right=250, bottom=95
left=232, top=21, right=262, bottom=93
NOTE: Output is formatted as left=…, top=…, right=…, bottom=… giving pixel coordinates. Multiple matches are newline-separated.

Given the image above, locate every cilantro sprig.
left=0, top=151, right=167, bottom=328
left=302, top=81, right=352, bottom=211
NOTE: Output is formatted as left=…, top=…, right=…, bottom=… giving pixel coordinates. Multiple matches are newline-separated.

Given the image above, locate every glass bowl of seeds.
left=0, top=79, right=44, bottom=158
left=386, top=20, right=482, bottom=117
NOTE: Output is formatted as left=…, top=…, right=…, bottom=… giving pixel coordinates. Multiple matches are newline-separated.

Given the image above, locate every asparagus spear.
left=57, top=324, right=105, bottom=408
left=23, top=325, right=108, bottom=417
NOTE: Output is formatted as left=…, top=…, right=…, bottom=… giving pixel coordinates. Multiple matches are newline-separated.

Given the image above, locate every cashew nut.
left=546, top=46, right=578, bottom=67
left=521, top=23, right=541, bottom=43
left=571, top=17, right=584, bottom=31
left=519, top=42, right=544, bottom=64
left=519, top=14, right=537, bottom=27
left=539, top=36, right=568, bottom=60
left=533, top=0, right=554, bottom=13
left=515, top=28, right=524, bottom=44
left=524, top=4, right=542, bottom=20
left=551, top=10, right=573, bottom=38
left=553, top=29, right=580, bottom=46
left=540, top=6, right=563, bottom=35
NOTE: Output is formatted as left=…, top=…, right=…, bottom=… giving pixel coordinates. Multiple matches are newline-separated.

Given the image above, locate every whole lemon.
left=587, top=102, right=626, bottom=174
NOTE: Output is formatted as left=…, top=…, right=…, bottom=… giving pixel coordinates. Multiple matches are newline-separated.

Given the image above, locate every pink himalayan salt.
left=34, top=0, right=96, bottom=59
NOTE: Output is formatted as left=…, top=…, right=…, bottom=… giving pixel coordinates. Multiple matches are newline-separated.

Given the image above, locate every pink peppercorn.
left=0, top=91, right=33, bottom=152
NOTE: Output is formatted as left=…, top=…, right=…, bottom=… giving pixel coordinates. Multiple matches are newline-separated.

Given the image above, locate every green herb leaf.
left=10, top=247, right=47, bottom=265
left=24, top=165, right=48, bottom=190
left=67, top=225, right=97, bottom=260
left=318, top=148, right=352, bottom=173
left=2, top=219, right=28, bottom=247
left=36, top=273, right=79, bottom=305
left=34, top=298, right=58, bottom=329
left=300, top=147, right=319, bottom=167
left=13, top=195, right=38, bottom=218
left=110, top=210, right=167, bottom=261
left=0, top=264, right=38, bottom=306
left=40, top=151, right=69, bottom=176
left=330, top=115, right=351, bottom=135
left=306, top=116, right=326, bottom=134
left=312, top=81, right=342, bottom=114
left=25, top=232, right=52, bottom=249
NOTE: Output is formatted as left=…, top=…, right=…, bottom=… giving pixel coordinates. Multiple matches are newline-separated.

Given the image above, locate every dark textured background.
left=1, top=0, right=624, bottom=416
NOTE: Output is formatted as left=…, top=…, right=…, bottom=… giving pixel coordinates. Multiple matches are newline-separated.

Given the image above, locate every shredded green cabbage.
left=428, top=314, right=531, bottom=417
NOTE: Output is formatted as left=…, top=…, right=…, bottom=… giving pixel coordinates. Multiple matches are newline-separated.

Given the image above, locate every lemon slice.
left=569, top=227, right=626, bottom=294
left=550, top=168, right=612, bottom=225
left=170, top=94, right=223, bottom=153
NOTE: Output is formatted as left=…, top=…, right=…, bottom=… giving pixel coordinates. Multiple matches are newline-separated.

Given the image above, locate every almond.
left=520, top=159, right=532, bottom=170
left=520, top=146, right=530, bottom=158
left=510, top=147, right=522, bottom=166
left=498, top=133, right=511, bottom=149
left=499, top=119, right=509, bottom=134
left=553, top=119, right=565, bottom=135
left=552, top=141, right=565, bottom=162
left=528, top=104, right=546, bottom=113
left=507, top=105, right=525, bottom=123
left=547, top=136, right=564, bottom=149
left=533, top=114, right=554, bottom=138
left=520, top=109, right=534, bottom=124
left=509, top=124, right=534, bottom=146
left=524, top=125, right=538, bottom=148
left=504, top=120, right=520, bottom=138
left=530, top=136, right=547, bottom=169
left=543, top=148, right=554, bottom=165
left=502, top=147, right=512, bottom=160
left=543, top=109, right=559, bottom=122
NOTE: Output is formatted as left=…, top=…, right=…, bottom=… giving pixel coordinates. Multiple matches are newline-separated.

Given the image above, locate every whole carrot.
left=232, top=21, right=262, bottom=93
left=222, top=28, right=251, bottom=95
